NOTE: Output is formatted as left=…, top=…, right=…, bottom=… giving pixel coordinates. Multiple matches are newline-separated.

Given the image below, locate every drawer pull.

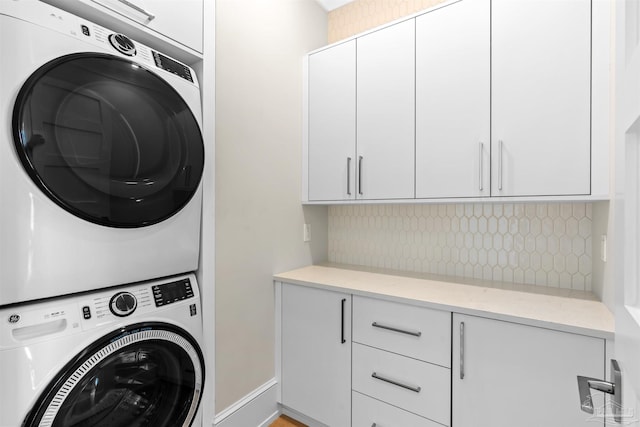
left=371, top=322, right=422, bottom=337
left=371, top=372, right=421, bottom=393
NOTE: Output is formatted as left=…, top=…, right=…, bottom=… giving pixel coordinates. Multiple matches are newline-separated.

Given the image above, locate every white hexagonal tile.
left=573, top=203, right=586, bottom=219
left=541, top=253, right=554, bottom=273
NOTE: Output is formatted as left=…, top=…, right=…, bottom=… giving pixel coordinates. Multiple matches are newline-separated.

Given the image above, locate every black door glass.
left=23, top=323, right=205, bottom=427
left=13, top=53, right=204, bottom=228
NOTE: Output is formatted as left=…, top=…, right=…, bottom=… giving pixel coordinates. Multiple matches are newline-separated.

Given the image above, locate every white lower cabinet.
left=352, top=391, right=443, bottom=427
left=280, top=285, right=608, bottom=427
left=452, top=314, right=606, bottom=427
left=280, top=283, right=351, bottom=427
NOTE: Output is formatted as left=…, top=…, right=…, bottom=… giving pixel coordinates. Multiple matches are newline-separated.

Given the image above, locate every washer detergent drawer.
left=352, top=391, right=444, bottom=427
left=352, top=343, right=451, bottom=426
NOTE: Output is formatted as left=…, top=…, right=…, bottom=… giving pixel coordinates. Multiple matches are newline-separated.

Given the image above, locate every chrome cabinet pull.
left=372, top=322, right=421, bottom=337
left=460, top=321, right=465, bottom=379
left=358, top=156, right=363, bottom=195
left=498, top=140, right=503, bottom=191
left=479, top=142, right=484, bottom=191
left=347, top=157, right=352, bottom=196
left=371, top=372, right=421, bottom=393
left=340, top=298, right=346, bottom=344
left=115, top=0, right=155, bottom=21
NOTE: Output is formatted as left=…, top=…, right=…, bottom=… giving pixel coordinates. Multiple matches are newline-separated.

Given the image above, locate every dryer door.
left=23, top=322, right=205, bottom=427
left=13, top=53, right=204, bottom=228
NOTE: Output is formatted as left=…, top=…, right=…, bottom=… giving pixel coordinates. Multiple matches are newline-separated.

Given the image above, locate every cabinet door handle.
left=460, top=321, right=465, bottom=380
left=358, top=156, right=363, bottom=195
left=372, top=322, right=421, bottom=337
left=371, top=372, right=421, bottom=393
left=498, top=140, right=503, bottom=191
left=340, top=298, right=346, bottom=344
left=115, top=0, right=156, bottom=21
left=347, top=157, right=352, bottom=196
left=479, top=142, right=484, bottom=191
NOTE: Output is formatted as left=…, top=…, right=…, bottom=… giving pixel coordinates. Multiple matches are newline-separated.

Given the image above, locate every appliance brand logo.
left=8, top=314, right=20, bottom=324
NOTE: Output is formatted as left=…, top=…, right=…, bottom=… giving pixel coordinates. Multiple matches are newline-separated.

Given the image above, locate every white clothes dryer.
left=0, top=1, right=205, bottom=306
left=0, top=273, right=205, bottom=427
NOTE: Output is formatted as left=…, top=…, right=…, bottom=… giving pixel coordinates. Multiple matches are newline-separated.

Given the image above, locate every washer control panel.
left=109, top=291, right=138, bottom=317
left=152, top=278, right=194, bottom=307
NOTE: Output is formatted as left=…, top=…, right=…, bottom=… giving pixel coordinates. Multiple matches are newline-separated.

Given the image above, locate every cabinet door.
left=308, top=41, right=357, bottom=201
left=415, top=0, right=490, bottom=199
left=281, top=284, right=351, bottom=427
left=452, top=314, right=605, bottom=427
left=357, top=20, right=415, bottom=200
left=492, top=0, right=591, bottom=196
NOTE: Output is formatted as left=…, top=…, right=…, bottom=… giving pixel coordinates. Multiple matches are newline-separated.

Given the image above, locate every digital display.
left=152, top=51, right=193, bottom=83
left=153, top=279, right=193, bottom=307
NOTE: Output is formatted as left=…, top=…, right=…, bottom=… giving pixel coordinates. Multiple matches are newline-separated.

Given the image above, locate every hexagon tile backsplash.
left=328, top=203, right=593, bottom=291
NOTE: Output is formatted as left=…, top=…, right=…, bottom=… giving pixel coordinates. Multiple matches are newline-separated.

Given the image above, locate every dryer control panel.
left=152, top=278, right=194, bottom=307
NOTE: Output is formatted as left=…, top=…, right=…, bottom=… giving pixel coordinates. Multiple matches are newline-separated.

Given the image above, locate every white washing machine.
left=0, top=1, right=205, bottom=306
left=0, top=273, right=205, bottom=427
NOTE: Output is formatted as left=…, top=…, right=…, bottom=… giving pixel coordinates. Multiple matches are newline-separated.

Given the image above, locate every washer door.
left=23, top=323, right=205, bottom=427
left=13, top=53, right=204, bottom=228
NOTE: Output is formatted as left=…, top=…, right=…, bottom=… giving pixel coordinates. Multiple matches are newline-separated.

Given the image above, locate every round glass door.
left=23, top=323, right=205, bottom=427
left=13, top=53, right=204, bottom=228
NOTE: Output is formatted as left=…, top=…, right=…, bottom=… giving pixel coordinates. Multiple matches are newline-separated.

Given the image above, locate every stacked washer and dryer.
left=0, top=1, right=206, bottom=426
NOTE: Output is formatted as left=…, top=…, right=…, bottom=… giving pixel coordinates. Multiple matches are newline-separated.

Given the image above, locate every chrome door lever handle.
left=577, top=359, right=622, bottom=423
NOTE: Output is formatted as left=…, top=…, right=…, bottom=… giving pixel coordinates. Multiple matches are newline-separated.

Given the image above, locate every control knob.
left=108, top=33, right=136, bottom=56
left=109, top=292, right=137, bottom=317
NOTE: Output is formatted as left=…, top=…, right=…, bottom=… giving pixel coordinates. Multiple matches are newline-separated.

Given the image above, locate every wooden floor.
left=269, top=415, right=307, bottom=427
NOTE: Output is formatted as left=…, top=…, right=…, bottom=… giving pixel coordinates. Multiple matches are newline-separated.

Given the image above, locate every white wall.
left=215, top=0, right=328, bottom=414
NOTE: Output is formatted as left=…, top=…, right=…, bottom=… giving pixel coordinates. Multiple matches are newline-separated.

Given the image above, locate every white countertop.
left=274, top=264, right=614, bottom=339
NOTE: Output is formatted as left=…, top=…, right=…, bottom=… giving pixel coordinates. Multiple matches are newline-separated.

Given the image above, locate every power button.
left=82, top=306, right=91, bottom=320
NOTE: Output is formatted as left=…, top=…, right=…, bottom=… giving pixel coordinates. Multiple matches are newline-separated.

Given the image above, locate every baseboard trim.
left=280, top=406, right=327, bottom=427
left=213, top=379, right=280, bottom=427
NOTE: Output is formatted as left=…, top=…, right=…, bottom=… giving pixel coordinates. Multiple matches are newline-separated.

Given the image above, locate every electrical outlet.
left=303, top=224, right=311, bottom=242
left=601, top=235, right=607, bottom=262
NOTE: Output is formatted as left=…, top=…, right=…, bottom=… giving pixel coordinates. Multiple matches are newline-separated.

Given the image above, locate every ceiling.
left=315, top=0, right=351, bottom=11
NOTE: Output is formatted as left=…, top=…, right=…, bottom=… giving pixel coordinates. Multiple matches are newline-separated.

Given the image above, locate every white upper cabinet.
left=491, top=0, right=591, bottom=196
left=357, top=19, right=415, bottom=200
left=308, top=41, right=357, bottom=201
left=303, top=0, right=605, bottom=203
left=415, top=0, right=490, bottom=199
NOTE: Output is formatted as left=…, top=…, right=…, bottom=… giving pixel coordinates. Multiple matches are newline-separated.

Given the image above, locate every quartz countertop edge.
left=274, top=265, right=615, bottom=340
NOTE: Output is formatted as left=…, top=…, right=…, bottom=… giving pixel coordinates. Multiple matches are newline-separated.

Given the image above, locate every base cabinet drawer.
left=352, top=343, right=451, bottom=426
left=352, top=391, right=444, bottom=427
left=353, top=296, right=451, bottom=367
